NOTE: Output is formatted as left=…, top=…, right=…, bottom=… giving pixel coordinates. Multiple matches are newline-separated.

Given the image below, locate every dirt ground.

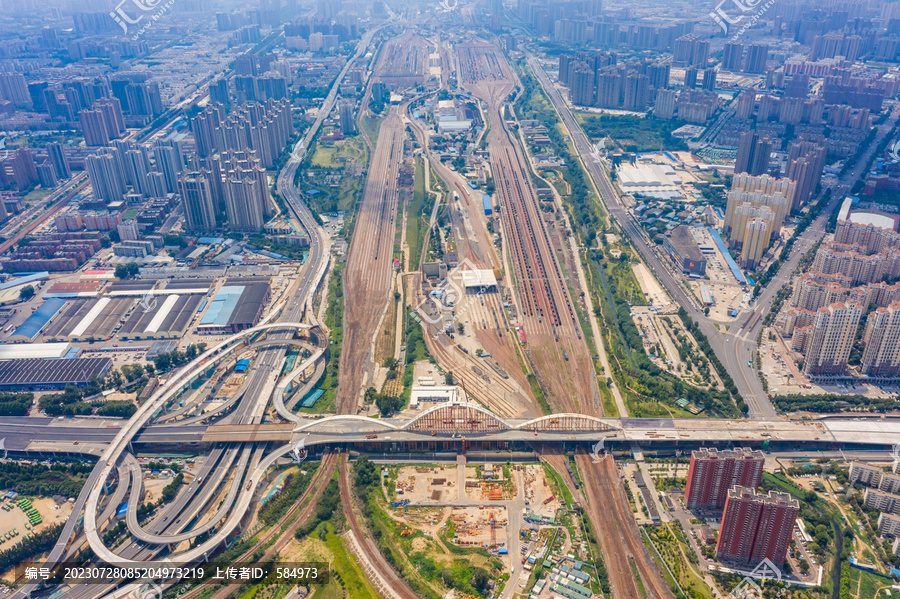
left=411, top=362, right=444, bottom=387
left=0, top=496, right=73, bottom=553
left=464, top=465, right=516, bottom=501
left=219, top=372, right=245, bottom=397
left=522, top=464, right=559, bottom=511
left=632, top=262, right=675, bottom=311
left=393, top=506, right=448, bottom=532
left=448, top=506, right=508, bottom=548
left=396, top=466, right=458, bottom=503
left=760, top=327, right=897, bottom=397
left=143, top=476, right=172, bottom=504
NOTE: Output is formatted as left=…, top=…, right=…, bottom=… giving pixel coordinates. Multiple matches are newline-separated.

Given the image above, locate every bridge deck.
left=202, top=423, right=295, bottom=443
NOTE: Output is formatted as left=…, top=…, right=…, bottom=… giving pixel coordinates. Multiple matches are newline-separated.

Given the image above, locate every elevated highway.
left=8, top=410, right=900, bottom=453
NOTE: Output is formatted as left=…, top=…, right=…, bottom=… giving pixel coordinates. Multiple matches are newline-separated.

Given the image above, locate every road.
left=13, top=27, right=378, bottom=599
left=527, top=54, right=900, bottom=420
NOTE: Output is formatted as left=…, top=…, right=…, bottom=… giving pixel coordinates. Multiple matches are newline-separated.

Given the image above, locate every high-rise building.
left=79, top=108, right=110, bottom=146
left=734, top=131, right=771, bottom=176
left=179, top=173, right=218, bottom=231
left=210, top=79, right=230, bottom=106
left=338, top=102, right=356, bottom=135
left=10, top=149, right=38, bottom=190
left=569, top=63, right=595, bottom=106
left=95, top=97, right=126, bottom=139
left=745, top=44, right=769, bottom=74
left=224, top=176, right=264, bottom=231
left=647, top=63, right=670, bottom=90
left=716, top=487, right=799, bottom=567
left=654, top=89, right=677, bottom=119
left=726, top=174, right=794, bottom=233
left=722, top=42, right=744, bottom=71
left=189, top=100, right=293, bottom=168
left=701, top=68, right=717, bottom=91
left=803, top=302, right=863, bottom=378
left=741, top=215, right=774, bottom=270
left=684, top=448, right=765, bottom=510
left=786, top=141, right=827, bottom=210
left=674, top=34, right=709, bottom=67
left=125, top=149, right=152, bottom=197
left=46, top=142, right=71, bottom=180
left=0, top=73, right=30, bottom=106
left=153, top=144, right=181, bottom=194
left=684, top=66, right=698, bottom=89
left=736, top=89, right=756, bottom=119
left=146, top=171, right=167, bottom=198
left=623, top=73, right=649, bottom=110
left=86, top=151, right=126, bottom=204
left=862, top=302, right=900, bottom=378
left=37, top=162, right=58, bottom=189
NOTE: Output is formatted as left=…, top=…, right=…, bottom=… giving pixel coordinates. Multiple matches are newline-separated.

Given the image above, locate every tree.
left=352, top=456, right=379, bottom=490
left=19, top=285, right=35, bottom=301
left=457, top=322, right=465, bottom=335
left=375, top=393, right=402, bottom=416
left=109, top=230, right=121, bottom=243
left=472, top=568, right=491, bottom=593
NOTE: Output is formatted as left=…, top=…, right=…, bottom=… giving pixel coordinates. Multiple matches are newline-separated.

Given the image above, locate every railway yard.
left=0, top=21, right=786, bottom=599
left=335, top=106, right=404, bottom=414
left=373, top=31, right=432, bottom=88
left=459, top=40, right=599, bottom=416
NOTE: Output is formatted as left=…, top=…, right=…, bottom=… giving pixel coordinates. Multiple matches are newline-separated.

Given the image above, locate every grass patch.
left=574, top=112, right=690, bottom=153
left=22, top=189, right=51, bottom=203
left=309, top=134, right=366, bottom=169
left=407, top=156, right=435, bottom=272
left=311, top=264, right=344, bottom=414
left=598, top=381, right=618, bottom=417
left=359, top=112, right=385, bottom=147
left=527, top=373, right=551, bottom=415
left=322, top=523, right=381, bottom=599
left=644, top=525, right=712, bottom=599
left=543, top=463, right=574, bottom=507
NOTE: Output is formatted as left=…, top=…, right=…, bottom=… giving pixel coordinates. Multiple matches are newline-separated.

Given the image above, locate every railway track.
left=180, top=452, right=339, bottom=599
left=336, top=110, right=403, bottom=416
left=338, top=455, right=420, bottom=599
left=577, top=452, right=673, bottom=598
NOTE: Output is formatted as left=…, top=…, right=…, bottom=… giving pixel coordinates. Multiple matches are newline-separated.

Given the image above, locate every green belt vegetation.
left=0, top=461, right=91, bottom=497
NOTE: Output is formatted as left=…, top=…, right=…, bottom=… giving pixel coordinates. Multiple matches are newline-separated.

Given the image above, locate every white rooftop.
left=0, top=343, right=71, bottom=360
left=848, top=211, right=897, bottom=232
left=617, top=163, right=681, bottom=188
left=460, top=269, right=498, bottom=289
